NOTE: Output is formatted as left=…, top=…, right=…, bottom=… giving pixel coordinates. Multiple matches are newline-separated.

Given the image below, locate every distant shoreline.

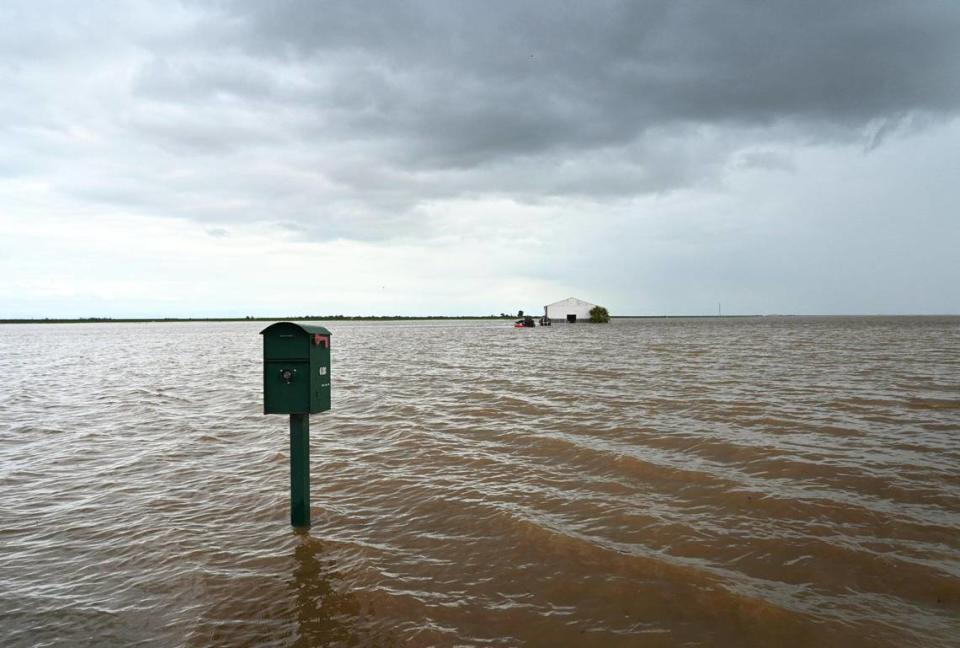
left=0, top=315, right=759, bottom=324
left=3, top=314, right=953, bottom=324
left=0, top=315, right=513, bottom=324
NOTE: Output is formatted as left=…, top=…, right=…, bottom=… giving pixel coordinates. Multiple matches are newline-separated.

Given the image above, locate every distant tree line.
left=1, top=314, right=519, bottom=324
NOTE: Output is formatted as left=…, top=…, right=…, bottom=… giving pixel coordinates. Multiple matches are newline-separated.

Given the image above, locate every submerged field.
left=1, top=317, right=958, bottom=646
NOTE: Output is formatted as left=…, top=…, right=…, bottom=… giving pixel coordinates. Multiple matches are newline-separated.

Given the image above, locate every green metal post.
left=290, top=413, right=310, bottom=527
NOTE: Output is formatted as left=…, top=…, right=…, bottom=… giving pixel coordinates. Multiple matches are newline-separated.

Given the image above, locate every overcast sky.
left=2, top=1, right=959, bottom=317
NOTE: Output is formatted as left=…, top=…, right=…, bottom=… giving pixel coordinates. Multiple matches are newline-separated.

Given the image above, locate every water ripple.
left=1, top=317, right=959, bottom=646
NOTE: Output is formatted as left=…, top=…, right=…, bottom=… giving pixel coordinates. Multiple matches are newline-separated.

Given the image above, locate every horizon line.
left=2, top=313, right=958, bottom=324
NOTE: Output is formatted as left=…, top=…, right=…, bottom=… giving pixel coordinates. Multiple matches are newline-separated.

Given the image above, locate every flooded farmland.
left=1, top=317, right=958, bottom=647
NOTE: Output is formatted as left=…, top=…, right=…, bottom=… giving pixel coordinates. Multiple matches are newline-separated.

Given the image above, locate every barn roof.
left=545, top=297, right=596, bottom=308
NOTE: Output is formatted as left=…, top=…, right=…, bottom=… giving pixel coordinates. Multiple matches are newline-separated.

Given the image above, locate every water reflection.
left=290, top=532, right=394, bottom=648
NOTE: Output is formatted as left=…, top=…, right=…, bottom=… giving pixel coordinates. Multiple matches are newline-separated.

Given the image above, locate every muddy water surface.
left=1, top=317, right=958, bottom=646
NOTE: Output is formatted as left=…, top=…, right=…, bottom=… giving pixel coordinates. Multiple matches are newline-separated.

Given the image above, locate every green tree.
left=589, top=305, right=610, bottom=323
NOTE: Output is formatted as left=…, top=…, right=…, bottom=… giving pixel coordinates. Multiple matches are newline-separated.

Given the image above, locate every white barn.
left=544, top=297, right=598, bottom=323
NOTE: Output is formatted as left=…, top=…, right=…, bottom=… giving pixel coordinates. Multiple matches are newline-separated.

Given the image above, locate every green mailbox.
left=261, top=322, right=332, bottom=414
left=261, top=321, right=333, bottom=528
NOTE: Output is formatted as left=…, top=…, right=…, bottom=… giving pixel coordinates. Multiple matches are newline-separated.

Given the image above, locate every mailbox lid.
left=260, top=322, right=332, bottom=360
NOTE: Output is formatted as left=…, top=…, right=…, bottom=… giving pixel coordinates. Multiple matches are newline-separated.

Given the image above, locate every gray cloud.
left=738, top=150, right=794, bottom=172
left=215, top=1, right=960, bottom=163
left=2, top=0, right=960, bottom=313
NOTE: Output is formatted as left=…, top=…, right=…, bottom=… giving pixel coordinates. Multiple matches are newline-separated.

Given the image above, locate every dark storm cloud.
left=4, top=0, right=960, bottom=242
left=211, top=0, right=960, bottom=167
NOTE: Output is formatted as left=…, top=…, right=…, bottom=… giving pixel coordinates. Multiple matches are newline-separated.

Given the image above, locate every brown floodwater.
left=1, top=317, right=958, bottom=647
